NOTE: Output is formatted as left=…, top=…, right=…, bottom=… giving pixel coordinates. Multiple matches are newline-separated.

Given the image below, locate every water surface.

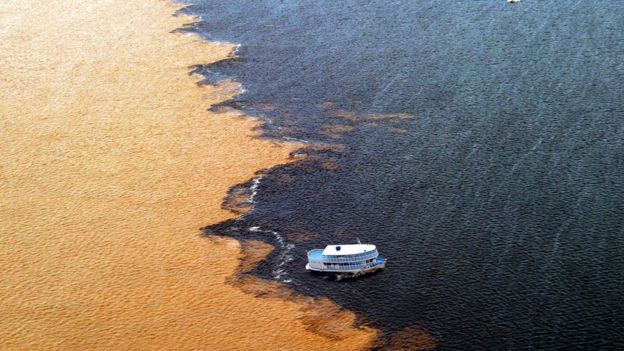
left=184, top=1, right=624, bottom=349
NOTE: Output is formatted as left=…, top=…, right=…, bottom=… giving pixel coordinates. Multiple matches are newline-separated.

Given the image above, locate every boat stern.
left=373, top=257, right=386, bottom=269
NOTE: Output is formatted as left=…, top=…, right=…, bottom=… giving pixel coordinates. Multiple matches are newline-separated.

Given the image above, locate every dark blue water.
left=182, top=1, right=624, bottom=349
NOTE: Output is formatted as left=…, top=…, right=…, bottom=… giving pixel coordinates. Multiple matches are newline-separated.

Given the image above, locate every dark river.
left=182, top=1, right=624, bottom=349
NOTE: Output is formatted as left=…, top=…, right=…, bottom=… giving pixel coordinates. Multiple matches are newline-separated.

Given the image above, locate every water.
left=182, top=1, right=624, bottom=349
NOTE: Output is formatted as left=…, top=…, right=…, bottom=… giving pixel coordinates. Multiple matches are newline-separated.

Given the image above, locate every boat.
left=305, top=243, right=386, bottom=277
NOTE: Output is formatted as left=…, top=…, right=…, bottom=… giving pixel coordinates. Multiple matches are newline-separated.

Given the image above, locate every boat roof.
left=322, top=244, right=376, bottom=256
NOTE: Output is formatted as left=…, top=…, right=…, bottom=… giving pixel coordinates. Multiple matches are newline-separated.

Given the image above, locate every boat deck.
left=308, top=249, right=324, bottom=260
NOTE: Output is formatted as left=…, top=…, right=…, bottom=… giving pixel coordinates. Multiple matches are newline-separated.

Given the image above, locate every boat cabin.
left=306, top=244, right=386, bottom=275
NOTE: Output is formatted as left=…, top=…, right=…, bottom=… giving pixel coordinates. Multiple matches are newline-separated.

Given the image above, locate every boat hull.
left=305, top=258, right=386, bottom=276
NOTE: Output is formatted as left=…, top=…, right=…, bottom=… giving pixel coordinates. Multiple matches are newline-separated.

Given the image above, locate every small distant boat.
left=306, top=243, right=386, bottom=277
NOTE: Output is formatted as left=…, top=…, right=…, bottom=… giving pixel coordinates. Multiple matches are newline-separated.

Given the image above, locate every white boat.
left=305, top=243, right=386, bottom=276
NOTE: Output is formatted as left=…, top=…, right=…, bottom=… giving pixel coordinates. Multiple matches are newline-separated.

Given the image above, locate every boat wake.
left=248, top=176, right=263, bottom=204
left=248, top=226, right=295, bottom=282
left=212, top=172, right=301, bottom=284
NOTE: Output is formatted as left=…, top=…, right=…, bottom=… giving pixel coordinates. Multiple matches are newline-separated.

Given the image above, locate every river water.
left=183, top=1, right=624, bottom=349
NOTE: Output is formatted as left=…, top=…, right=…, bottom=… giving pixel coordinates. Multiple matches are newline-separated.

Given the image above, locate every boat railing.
left=312, top=250, right=378, bottom=263
left=317, top=259, right=384, bottom=271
